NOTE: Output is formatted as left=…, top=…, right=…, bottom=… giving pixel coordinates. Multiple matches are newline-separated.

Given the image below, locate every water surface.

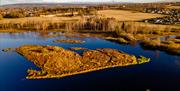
left=0, top=32, right=180, bottom=91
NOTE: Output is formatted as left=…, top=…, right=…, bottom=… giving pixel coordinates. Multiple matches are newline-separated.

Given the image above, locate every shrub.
left=138, top=56, right=150, bottom=64
left=4, top=12, right=25, bottom=18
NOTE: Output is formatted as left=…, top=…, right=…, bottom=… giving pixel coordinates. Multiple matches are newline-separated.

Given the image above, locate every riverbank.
left=141, top=37, right=180, bottom=55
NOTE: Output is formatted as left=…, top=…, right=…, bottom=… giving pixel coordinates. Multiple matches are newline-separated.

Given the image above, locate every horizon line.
left=0, top=1, right=178, bottom=6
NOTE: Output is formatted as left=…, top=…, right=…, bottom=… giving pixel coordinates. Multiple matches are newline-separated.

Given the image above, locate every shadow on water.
left=0, top=32, right=180, bottom=91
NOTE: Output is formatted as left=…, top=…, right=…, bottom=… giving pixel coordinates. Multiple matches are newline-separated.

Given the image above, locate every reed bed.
left=0, top=17, right=179, bottom=36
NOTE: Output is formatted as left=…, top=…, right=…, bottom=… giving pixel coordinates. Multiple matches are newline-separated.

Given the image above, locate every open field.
left=98, top=10, right=165, bottom=21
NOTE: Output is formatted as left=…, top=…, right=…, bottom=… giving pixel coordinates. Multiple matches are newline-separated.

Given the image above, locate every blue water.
left=0, top=32, right=180, bottom=91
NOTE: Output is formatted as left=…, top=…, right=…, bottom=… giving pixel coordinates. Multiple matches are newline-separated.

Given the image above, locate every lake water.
left=0, top=32, right=180, bottom=91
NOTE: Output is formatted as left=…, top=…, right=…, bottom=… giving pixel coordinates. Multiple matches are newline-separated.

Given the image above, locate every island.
left=16, top=45, right=150, bottom=79
left=53, top=39, right=85, bottom=44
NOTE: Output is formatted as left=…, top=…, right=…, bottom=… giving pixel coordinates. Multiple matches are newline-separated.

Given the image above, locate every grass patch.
left=105, top=33, right=136, bottom=44
left=105, top=37, right=129, bottom=44
left=53, top=39, right=85, bottom=44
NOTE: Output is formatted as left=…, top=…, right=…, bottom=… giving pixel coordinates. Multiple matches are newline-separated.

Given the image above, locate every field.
left=0, top=10, right=165, bottom=23
left=0, top=16, right=81, bottom=23
left=98, top=10, right=165, bottom=21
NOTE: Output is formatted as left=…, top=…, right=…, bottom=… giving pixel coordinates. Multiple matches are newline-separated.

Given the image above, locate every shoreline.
left=26, top=63, right=141, bottom=79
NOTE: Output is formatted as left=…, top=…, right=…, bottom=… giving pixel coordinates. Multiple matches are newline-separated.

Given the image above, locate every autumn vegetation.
left=0, top=15, right=179, bottom=45
left=141, top=37, right=180, bottom=55
left=69, top=47, right=88, bottom=51
left=1, top=2, right=179, bottom=79
left=16, top=45, right=150, bottom=79
left=0, top=2, right=179, bottom=40
left=0, top=14, right=3, bottom=20
left=53, top=39, right=85, bottom=44
left=97, top=10, right=164, bottom=21
left=0, top=16, right=178, bottom=34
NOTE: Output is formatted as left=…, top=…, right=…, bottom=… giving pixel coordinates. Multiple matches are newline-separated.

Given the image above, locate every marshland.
left=0, top=2, right=180, bottom=91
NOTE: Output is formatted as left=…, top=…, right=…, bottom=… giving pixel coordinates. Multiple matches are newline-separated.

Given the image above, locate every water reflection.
left=150, top=35, right=177, bottom=41
left=0, top=32, right=45, bottom=40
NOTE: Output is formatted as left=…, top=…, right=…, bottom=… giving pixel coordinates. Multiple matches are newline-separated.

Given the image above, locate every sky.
left=0, top=0, right=178, bottom=5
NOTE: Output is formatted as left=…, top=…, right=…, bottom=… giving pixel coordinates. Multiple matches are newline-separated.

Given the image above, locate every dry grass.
left=165, top=5, right=180, bottom=9
left=16, top=45, right=150, bottom=79
left=0, top=16, right=82, bottom=31
left=70, top=47, right=88, bottom=51
left=98, top=10, right=165, bottom=21
left=53, top=39, right=85, bottom=44
left=141, top=38, right=180, bottom=55
left=126, top=22, right=180, bottom=34
left=114, top=21, right=180, bottom=40
left=0, top=14, right=179, bottom=40
left=0, top=16, right=81, bottom=24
